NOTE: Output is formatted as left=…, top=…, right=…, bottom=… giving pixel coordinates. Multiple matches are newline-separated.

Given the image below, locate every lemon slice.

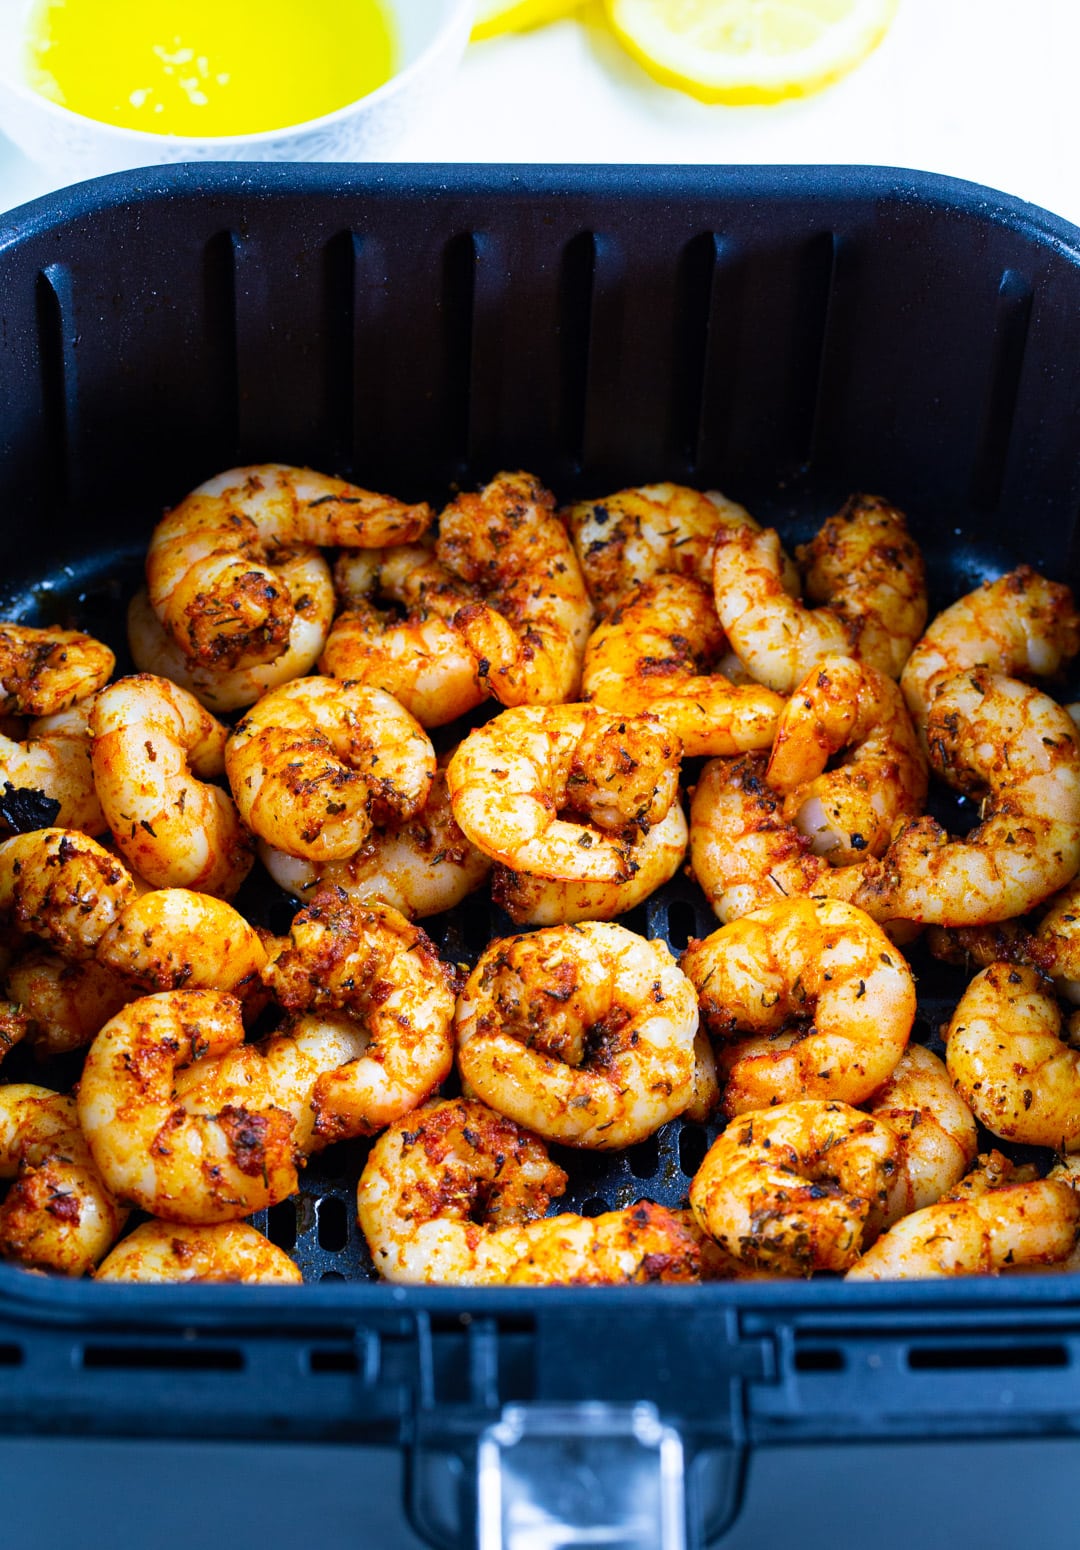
left=472, top=0, right=584, bottom=41
left=605, top=0, right=898, bottom=103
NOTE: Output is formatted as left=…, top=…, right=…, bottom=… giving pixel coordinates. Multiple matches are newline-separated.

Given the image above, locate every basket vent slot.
left=316, top=1195, right=350, bottom=1253
left=82, top=1344, right=244, bottom=1373
left=969, top=267, right=1034, bottom=513
left=793, top=1347, right=846, bottom=1374
left=266, top=1198, right=298, bottom=1252
left=582, top=1195, right=610, bottom=1218
left=678, top=1125, right=709, bottom=1179
left=907, top=1342, right=1068, bottom=1372
left=559, top=230, right=596, bottom=469
left=0, top=1344, right=24, bottom=1367
left=202, top=230, right=239, bottom=464
left=35, top=264, right=74, bottom=514
left=442, top=232, right=478, bottom=472
left=309, top=1346, right=359, bottom=1374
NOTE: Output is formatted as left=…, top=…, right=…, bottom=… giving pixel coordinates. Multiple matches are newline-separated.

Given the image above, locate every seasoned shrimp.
left=765, top=656, right=927, bottom=865
left=0, top=828, right=135, bottom=958
left=77, top=990, right=298, bottom=1222
left=91, top=674, right=254, bottom=898
left=689, top=1100, right=899, bottom=1275
left=0, top=623, right=114, bottom=716
left=6, top=949, right=135, bottom=1057
left=146, top=463, right=432, bottom=671
left=95, top=890, right=267, bottom=997
left=847, top=1161, right=1079, bottom=1280
left=680, top=900, right=915, bottom=1113
left=867, top=1045, right=978, bottom=1222
left=491, top=801, right=687, bottom=926
left=944, top=961, right=1080, bottom=1150
left=927, top=875, right=1080, bottom=1006
left=901, top=565, right=1080, bottom=727
left=796, top=494, right=928, bottom=680
left=505, top=1200, right=704, bottom=1285
left=96, top=1220, right=302, bottom=1284
left=0, top=700, right=106, bottom=836
left=261, top=892, right=457, bottom=1141
left=456, top=923, right=698, bottom=1148
left=713, top=496, right=925, bottom=693
left=858, top=672, right=1080, bottom=925
left=258, top=762, right=491, bottom=920
left=581, top=575, right=784, bottom=756
left=225, top=677, right=434, bottom=863
left=447, top=704, right=680, bottom=884
left=127, top=544, right=335, bottom=712
left=0, top=1085, right=128, bottom=1275
left=564, top=482, right=769, bottom=618
left=357, top=1097, right=568, bottom=1285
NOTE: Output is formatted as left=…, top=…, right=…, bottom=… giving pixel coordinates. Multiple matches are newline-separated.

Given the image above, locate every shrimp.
left=446, top=704, right=681, bottom=884
left=0, top=623, right=114, bottom=716
left=261, top=892, right=457, bottom=1141
left=258, top=762, right=491, bottom=921
left=857, top=672, right=1080, bottom=925
left=491, top=801, right=687, bottom=926
left=680, top=899, right=915, bottom=1114
left=927, top=875, right=1080, bottom=1006
left=433, top=472, right=594, bottom=706
left=356, top=1097, right=568, bottom=1285
left=712, top=496, right=925, bottom=693
left=90, top=674, right=254, bottom=899
left=689, top=1100, right=900, bottom=1275
left=866, top=1045, right=978, bottom=1223
left=455, top=923, right=698, bottom=1148
left=765, top=656, right=927, bottom=866
left=581, top=574, right=784, bottom=757
left=320, top=544, right=486, bottom=727
left=0, top=1001, right=30, bottom=1065
left=5, top=949, right=135, bottom=1057
left=95, top=889, right=267, bottom=996
left=225, top=677, right=435, bottom=863
left=146, top=463, right=432, bottom=672
left=77, top=990, right=298, bottom=1222
left=901, top=566, right=1080, bottom=728
left=505, top=1200, right=704, bottom=1285
left=847, top=1161, right=1079, bottom=1280
left=563, top=482, right=769, bottom=618
left=96, top=1220, right=302, bottom=1284
left=0, top=828, right=135, bottom=958
left=0, top=1085, right=128, bottom=1276
left=127, top=545, right=335, bottom=712
left=796, top=494, right=928, bottom=680
left=944, top=961, right=1080, bottom=1150
left=0, top=700, right=106, bottom=836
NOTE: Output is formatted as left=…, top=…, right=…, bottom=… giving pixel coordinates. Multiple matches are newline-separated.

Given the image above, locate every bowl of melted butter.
left=0, top=0, right=473, bottom=174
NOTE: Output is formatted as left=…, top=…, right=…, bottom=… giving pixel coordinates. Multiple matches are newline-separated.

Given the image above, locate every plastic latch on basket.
left=477, top=1401, right=686, bottom=1550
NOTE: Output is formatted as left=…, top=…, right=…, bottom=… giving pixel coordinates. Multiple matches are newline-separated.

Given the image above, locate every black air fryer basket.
left=3, top=164, right=1080, bottom=1550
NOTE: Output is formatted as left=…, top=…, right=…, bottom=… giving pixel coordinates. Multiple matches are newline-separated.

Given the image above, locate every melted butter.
left=26, top=0, right=397, bottom=136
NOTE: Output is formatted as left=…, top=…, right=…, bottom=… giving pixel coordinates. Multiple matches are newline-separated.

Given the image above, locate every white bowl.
left=0, top=0, right=474, bottom=176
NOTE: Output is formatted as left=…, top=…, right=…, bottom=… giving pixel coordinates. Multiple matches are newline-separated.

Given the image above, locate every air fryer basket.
left=4, top=165, right=1080, bottom=1549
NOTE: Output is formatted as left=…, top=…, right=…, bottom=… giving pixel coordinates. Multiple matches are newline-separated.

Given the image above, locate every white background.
left=1, top=0, right=1078, bottom=226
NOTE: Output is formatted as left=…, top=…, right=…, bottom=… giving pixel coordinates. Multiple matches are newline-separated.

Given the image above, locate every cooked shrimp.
left=95, top=890, right=267, bottom=996
left=357, top=1097, right=568, bottom=1285
left=927, top=875, right=1080, bottom=1006
left=847, top=1163, right=1079, bottom=1280
left=867, top=1045, right=978, bottom=1223
left=261, top=891, right=457, bottom=1142
left=146, top=463, right=432, bottom=671
left=0, top=828, right=135, bottom=958
left=689, top=1100, right=899, bottom=1275
left=857, top=672, right=1080, bottom=925
left=796, top=494, right=928, bottom=680
left=0, top=1085, right=128, bottom=1275
left=765, top=656, right=927, bottom=865
left=505, top=1200, right=704, bottom=1284
left=0, top=623, right=114, bottom=716
left=581, top=574, right=784, bottom=757
left=6, top=949, right=135, bottom=1057
left=0, top=1001, right=30, bottom=1064
left=944, top=961, right=1080, bottom=1150
left=127, top=544, right=335, bottom=712
left=225, top=676, right=434, bottom=863
left=0, top=700, right=106, bottom=836
left=564, top=482, right=769, bottom=618
left=680, top=899, right=914, bottom=1113
left=456, top=923, right=698, bottom=1148
left=446, top=704, right=680, bottom=884
left=258, top=762, right=491, bottom=920
left=96, top=1220, right=302, bottom=1284
left=433, top=472, right=594, bottom=706
left=77, top=990, right=298, bottom=1222
left=491, top=801, right=687, bottom=926
left=901, top=566, right=1080, bottom=727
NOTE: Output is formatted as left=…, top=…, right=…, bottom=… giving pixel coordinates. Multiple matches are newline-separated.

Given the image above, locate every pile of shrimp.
left=3, top=463, right=1080, bottom=1284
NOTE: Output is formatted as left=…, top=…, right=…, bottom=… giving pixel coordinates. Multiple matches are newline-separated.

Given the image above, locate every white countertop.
left=1, top=0, right=1078, bottom=227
